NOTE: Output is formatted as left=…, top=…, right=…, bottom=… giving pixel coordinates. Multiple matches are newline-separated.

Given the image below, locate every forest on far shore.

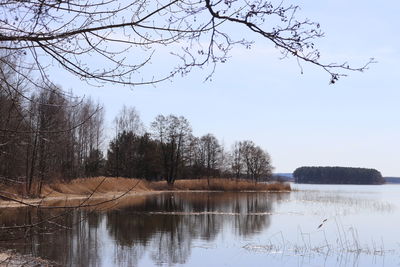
left=293, top=166, right=385, bottom=185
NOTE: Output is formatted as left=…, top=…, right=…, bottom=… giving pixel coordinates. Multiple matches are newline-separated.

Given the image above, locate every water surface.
left=1, top=184, right=399, bottom=266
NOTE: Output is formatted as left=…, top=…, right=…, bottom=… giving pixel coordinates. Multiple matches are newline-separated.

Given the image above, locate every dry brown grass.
left=0, top=177, right=290, bottom=208
left=151, top=178, right=291, bottom=192
left=43, top=177, right=152, bottom=196
left=4, top=177, right=291, bottom=197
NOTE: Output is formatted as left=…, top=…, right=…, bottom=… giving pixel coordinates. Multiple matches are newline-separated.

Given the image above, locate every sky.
left=49, top=0, right=400, bottom=176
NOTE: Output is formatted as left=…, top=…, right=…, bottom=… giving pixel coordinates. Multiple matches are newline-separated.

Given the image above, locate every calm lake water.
left=1, top=184, right=400, bottom=266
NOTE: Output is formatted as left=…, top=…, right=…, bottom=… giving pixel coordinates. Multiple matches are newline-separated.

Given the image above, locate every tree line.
left=106, top=110, right=273, bottom=185
left=0, top=55, right=104, bottom=195
left=293, top=166, right=384, bottom=185
left=0, top=55, right=273, bottom=195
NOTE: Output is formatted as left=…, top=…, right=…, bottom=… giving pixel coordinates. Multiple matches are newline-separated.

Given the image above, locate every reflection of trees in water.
left=0, top=192, right=289, bottom=266
left=106, top=192, right=288, bottom=265
left=150, top=216, right=192, bottom=266
left=0, top=208, right=104, bottom=266
left=69, top=211, right=103, bottom=267
left=235, top=194, right=270, bottom=236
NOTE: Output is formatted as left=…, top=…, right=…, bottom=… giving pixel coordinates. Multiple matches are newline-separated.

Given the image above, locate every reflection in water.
left=291, top=190, right=393, bottom=216
left=0, top=192, right=286, bottom=266
left=106, top=192, right=281, bottom=266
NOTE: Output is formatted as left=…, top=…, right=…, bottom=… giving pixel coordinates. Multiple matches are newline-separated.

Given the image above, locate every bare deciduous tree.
left=151, top=114, right=192, bottom=184
left=0, top=0, right=373, bottom=91
left=0, top=69, right=105, bottom=196
left=230, top=140, right=272, bottom=181
left=114, top=106, right=144, bottom=136
left=231, top=141, right=244, bottom=179
left=198, top=134, right=221, bottom=184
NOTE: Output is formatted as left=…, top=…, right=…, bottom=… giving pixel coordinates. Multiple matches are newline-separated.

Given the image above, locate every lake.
left=1, top=184, right=399, bottom=266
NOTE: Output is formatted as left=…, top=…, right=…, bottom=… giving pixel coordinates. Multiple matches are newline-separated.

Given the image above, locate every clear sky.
left=50, top=0, right=400, bottom=176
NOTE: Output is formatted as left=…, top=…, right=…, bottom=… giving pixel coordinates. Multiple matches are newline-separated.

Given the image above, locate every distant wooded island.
left=293, top=166, right=385, bottom=185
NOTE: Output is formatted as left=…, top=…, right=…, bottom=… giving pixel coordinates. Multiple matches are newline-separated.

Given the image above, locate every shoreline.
left=0, top=177, right=291, bottom=209
left=0, top=178, right=290, bottom=265
left=0, top=190, right=164, bottom=209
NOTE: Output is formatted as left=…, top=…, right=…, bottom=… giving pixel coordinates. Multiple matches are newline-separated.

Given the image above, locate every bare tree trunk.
left=27, top=130, right=38, bottom=195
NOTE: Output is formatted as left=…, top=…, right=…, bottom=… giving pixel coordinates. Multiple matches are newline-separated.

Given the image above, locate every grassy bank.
left=153, top=178, right=291, bottom=191
left=0, top=177, right=290, bottom=208
left=45, top=177, right=290, bottom=194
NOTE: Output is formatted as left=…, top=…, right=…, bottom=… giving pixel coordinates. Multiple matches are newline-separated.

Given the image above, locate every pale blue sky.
left=50, top=0, right=400, bottom=176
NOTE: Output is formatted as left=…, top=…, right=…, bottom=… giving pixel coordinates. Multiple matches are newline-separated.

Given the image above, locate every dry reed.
left=0, top=177, right=290, bottom=208
left=151, top=178, right=291, bottom=192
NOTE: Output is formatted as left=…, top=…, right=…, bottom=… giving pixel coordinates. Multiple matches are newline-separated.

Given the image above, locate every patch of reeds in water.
left=243, top=218, right=393, bottom=259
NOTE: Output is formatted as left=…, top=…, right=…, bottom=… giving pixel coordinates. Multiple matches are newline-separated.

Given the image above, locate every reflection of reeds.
left=243, top=219, right=392, bottom=260
left=293, top=191, right=393, bottom=214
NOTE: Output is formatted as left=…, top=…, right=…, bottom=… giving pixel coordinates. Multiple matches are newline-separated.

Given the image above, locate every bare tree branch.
left=0, top=0, right=372, bottom=87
